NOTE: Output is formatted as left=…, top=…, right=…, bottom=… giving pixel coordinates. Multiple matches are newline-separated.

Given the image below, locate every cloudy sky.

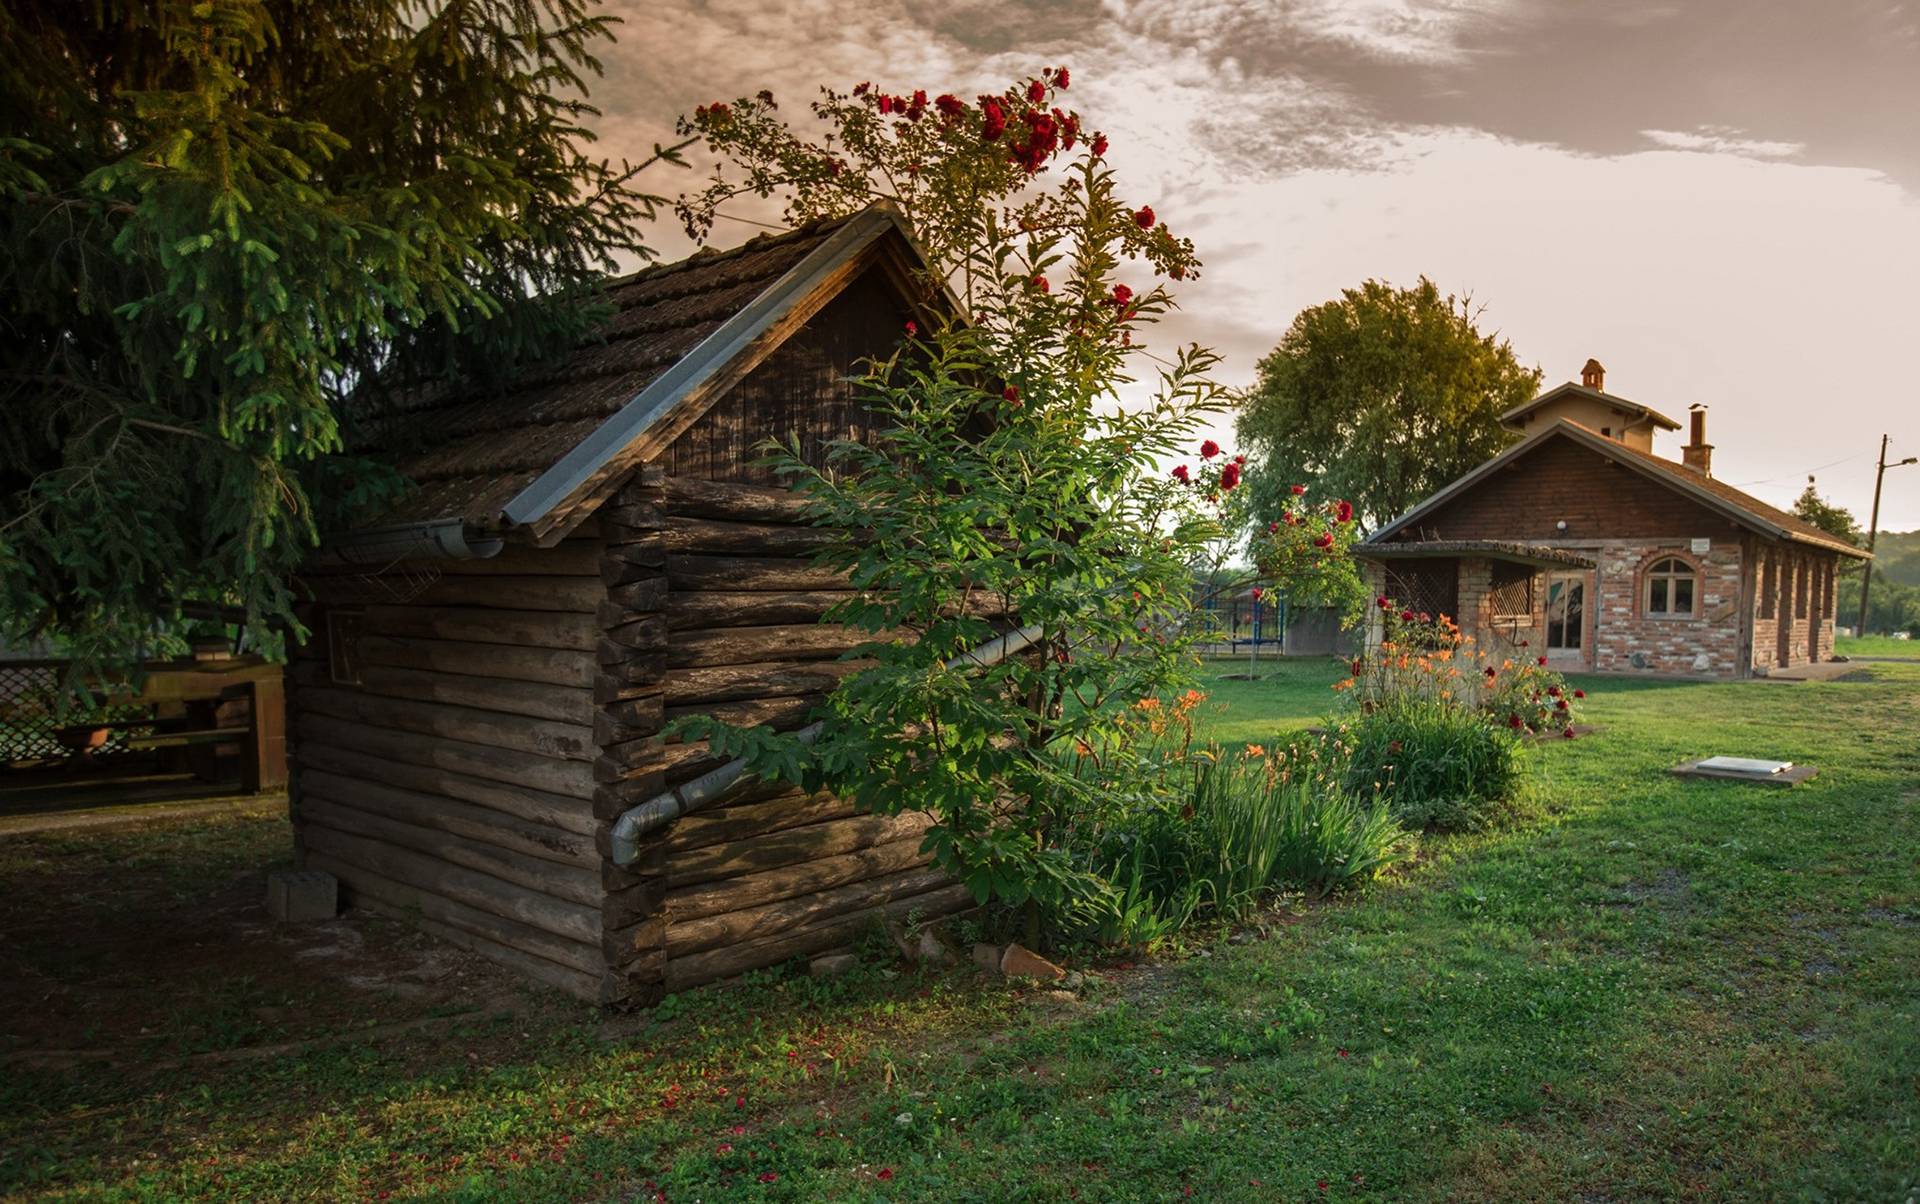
left=598, top=0, right=1920, bottom=530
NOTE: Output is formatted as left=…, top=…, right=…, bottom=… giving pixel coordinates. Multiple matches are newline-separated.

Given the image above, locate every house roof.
left=1368, top=419, right=1872, bottom=559
left=1354, top=541, right=1596, bottom=569
left=1499, top=381, right=1683, bottom=432
left=346, top=203, right=935, bottom=547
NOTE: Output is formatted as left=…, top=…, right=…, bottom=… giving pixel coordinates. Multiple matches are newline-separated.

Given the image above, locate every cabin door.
left=1545, top=571, right=1591, bottom=670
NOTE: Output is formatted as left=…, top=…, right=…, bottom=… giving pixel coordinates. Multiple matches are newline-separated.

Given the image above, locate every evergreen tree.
left=1791, top=478, right=1864, bottom=548
left=0, top=0, right=681, bottom=666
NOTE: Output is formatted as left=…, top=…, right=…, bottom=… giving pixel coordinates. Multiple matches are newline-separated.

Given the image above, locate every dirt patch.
left=0, top=814, right=549, bottom=1069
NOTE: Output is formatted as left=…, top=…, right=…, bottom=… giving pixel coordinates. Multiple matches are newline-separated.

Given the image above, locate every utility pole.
left=1857, top=434, right=1919, bottom=635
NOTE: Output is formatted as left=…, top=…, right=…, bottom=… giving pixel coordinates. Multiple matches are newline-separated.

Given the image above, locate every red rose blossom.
left=1220, top=462, right=1242, bottom=490
left=1573, top=688, right=1586, bottom=698
left=1091, top=132, right=1109, bottom=157
left=876, top=93, right=893, bottom=115
left=1200, top=439, right=1221, bottom=460
left=1171, top=464, right=1191, bottom=483
left=1562, top=727, right=1576, bottom=739
left=1400, top=610, right=1415, bottom=621
left=1537, top=656, right=1547, bottom=666
left=1314, top=532, right=1333, bottom=549
left=1028, top=78, right=1047, bottom=103
left=1112, top=283, right=1133, bottom=306
left=878, top=1168, right=895, bottom=1181
left=979, top=97, right=1007, bottom=141
left=1053, top=66, right=1070, bottom=89
left=1268, top=521, right=1279, bottom=533
left=1377, top=595, right=1391, bottom=610
left=1251, top=587, right=1264, bottom=600
left=1484, top=666, right=1497, bottom=679
left=935, top=93, right=965, bottom=119
left=1002, top=385, right=1020, bottom=403
left=1556, top=698, right=1570, bottom=710
left=1134, top=205, right=1155, bottom=229
left=1031, top=274, right=1049, bottom=292
left=1290, top=483, right=1307, bottom=496
left=1335, top=500, right=1354, bottom=523
left=1508, top=714, right=1523, bottom=729
left=902, top=320, right=916, bottom=336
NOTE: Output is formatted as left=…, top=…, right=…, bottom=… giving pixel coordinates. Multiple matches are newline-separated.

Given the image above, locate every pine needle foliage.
left=0, top=0, right=683, bottom=666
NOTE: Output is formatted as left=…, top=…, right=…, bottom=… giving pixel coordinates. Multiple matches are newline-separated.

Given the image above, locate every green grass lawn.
left=1836, top=633, right=1920, bottom=659
left=3, top=661, right=1916, bottom=1201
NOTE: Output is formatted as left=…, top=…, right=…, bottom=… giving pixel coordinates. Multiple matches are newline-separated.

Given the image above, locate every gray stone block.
left=266, top=869, right=337, bottom=922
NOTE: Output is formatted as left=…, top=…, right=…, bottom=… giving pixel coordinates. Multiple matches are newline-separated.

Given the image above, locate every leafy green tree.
left=1235, top=278, right=1540, bottom=533
left=1791, top=479, right=1864, bottom=548
left=672, top=73, right=1356, bottom=937
left=0, top=0, right=680, bottom=667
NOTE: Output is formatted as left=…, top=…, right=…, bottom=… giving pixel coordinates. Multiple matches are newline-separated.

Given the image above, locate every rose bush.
left=671, top=70, right=1363, bottom=940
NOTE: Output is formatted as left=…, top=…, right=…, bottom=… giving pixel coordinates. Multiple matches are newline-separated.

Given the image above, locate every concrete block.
left=266, top=869, right=337, bottom=922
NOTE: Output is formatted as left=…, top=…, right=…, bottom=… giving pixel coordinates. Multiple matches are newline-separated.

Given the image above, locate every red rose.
left=1377, top=595, right=1391, bottom=610
left=1508, top=714, right=1523, bottom=729
left=1028, top=78, right=1047, bottom=103
left=902, top=320, right=917, bottom=336
left=1031, top=274, right=1049, bottom=292
left=979, top=97, right=1007, bottom=141
left=1283, top=512, right=1297, bottom=525
left=1335, top=500, right=1354, bottom=523
left=1537, top=656, right=1547, bottom=666
left=853, top=82, right=871, bottom=96
left=1484, top=666, right=1497, bottom=679
left=1112, top=283, right=1133, bottom=306
left=1573, top=689, right=1585, bottom=699
left=1419, top=611, right=1431, bottom=622
left=1171, top=464, right=1191, bottom=483
left=1220, top=462, right=1241, bottom=490
left=1314, top=532, right=1333, bottom=549
left=1562, top=727, right=1576, bottom=739
left=1053, top=66, right=1070, bottom=89
left=1251, top=587, right=1263, bottom=600
left=1091, top=133, right=1108, bottom=158
left=1134, top=205, right=1156, bottom=230
left=1267, top=521, right=1279, bottom=533
left=1200, top=439, right=1221, bottom=460
left=906, top=89, right=928, bottom=121
left=758, top=1172, right=778, bottom=1183
left=876, top=93, right=894, bottom=114
left=1002, top=385, right=1020, bottom=403
left=1556, top=698, right=1569, bottom=710
left=1547, top=685, right=1560, bottom=696
left=1290, top=484, right=1307, bottom=496
left=935, top=93, right=965, bottom=119
left=878, top=1168, right=895, bottom=1181
left=1520, top=639, right=1529, bottom=647
left=1400, top=610, right=1415, bottom=621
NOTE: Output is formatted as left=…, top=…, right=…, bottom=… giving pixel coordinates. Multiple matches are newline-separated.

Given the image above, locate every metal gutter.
left=608, top=621, right=1045, bottom=865
left=311, top=518, right=505, bottom=566
left=499, top=207, right=905, bottom=531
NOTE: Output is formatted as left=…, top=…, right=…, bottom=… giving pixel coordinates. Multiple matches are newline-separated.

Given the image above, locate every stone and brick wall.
left=1749, top=539, right=1840, bottom=673
left=1589, top=539, right=1744, bottom=677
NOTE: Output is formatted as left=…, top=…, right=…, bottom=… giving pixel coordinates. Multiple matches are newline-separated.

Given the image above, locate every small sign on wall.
left=1690, top=538, right=1711, bottom=554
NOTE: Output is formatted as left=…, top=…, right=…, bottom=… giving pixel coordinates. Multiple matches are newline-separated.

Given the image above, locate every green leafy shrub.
left=1306, top=702, right=1529, bottom=832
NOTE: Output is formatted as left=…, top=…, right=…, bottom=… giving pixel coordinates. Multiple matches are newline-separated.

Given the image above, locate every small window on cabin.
left=1644, top=557, right=1696, bottom=617
left=327, top=609, right=366, bottom=685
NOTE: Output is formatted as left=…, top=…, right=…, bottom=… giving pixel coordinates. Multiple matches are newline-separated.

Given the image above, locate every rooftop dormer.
left=1500, top=358, right=1682, bottom=453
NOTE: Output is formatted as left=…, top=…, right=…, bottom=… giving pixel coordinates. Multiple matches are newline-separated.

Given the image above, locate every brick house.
left=1356, top=360, right=1870, bottom=678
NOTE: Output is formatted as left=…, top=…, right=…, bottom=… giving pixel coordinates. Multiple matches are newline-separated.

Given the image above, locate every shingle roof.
left=1500, top=381, right=1683, bottom=432
left=353, top=207, right=900, bottom=537
left=1370, top=419, right=1871, bottom=559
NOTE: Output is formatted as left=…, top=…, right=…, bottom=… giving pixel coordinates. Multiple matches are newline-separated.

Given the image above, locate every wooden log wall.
left=646, top=470, right=973, bottom=993
left=290, top=535, right=610, bottom=1001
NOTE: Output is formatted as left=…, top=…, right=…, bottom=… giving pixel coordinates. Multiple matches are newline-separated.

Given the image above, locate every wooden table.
left=109, top=658, right=287, bottom=792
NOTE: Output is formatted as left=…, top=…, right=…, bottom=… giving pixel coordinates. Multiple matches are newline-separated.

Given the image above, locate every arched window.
left=1644, top=557, right=1697, bottom=616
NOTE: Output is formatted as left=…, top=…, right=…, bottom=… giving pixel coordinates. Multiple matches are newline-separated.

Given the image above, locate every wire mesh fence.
left=0, top=661, right=154, bottom=766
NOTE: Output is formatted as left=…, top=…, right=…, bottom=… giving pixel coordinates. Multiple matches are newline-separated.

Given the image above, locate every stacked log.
left=649, top=472, right=973, bottom=990
left=290, top=537, right=608, bottom=1000
left=594, top=470, right=672, bottom=1007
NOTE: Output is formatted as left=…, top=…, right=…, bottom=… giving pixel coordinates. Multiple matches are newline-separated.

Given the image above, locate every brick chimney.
left=1580, top=358, right=1605, bottom=391
left=1682, top=404, right=1713, bottom=476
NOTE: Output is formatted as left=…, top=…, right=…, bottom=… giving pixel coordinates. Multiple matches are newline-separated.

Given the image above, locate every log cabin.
left=291, top=204, right=980, bottom=1005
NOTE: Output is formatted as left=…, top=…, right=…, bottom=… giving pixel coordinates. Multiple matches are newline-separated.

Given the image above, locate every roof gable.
left=1499, top=381, right=1682, bottom=432
left=350, top=205, right=941, bottom=547
left=1369, top=420, right=1869, bottom=558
